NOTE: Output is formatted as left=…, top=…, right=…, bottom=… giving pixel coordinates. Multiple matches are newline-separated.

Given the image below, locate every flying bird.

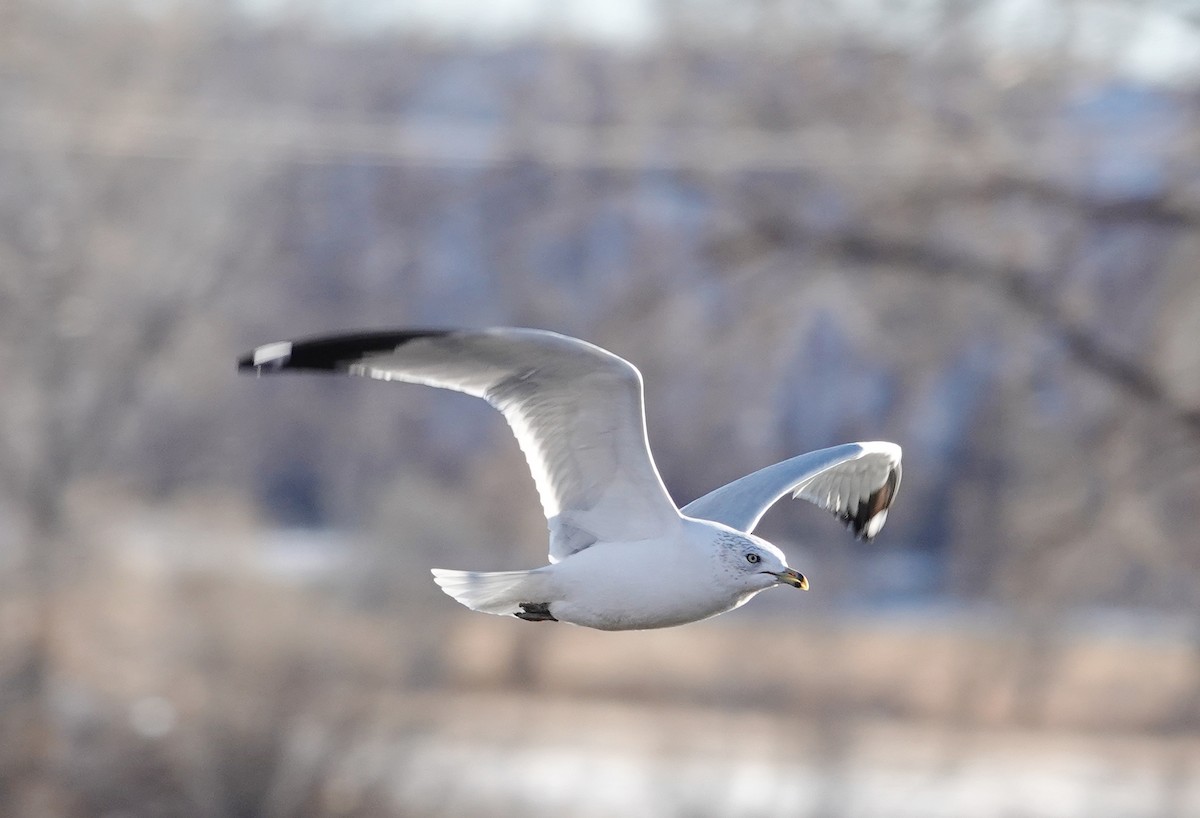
left=238, top=328, right=901, bottom=630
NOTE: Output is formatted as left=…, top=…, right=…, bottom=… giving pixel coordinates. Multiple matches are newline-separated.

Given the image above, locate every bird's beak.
left=774, top=568, right=809, bottom=590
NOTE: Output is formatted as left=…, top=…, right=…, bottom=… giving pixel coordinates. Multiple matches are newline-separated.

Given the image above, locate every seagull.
left=238, top=328, right=901, bottom=630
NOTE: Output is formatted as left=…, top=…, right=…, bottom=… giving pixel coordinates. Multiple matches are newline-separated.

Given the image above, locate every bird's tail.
left=431, top=568, right=552, bottom=617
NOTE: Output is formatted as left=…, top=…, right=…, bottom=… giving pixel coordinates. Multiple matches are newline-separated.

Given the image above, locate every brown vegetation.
left=3, top=0, right=1200, bottom=814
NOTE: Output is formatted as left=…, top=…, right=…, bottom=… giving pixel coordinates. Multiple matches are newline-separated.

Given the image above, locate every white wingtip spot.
left=865, top=509, right=888, bottom=539
left=253, top=341, right=293, bottom=366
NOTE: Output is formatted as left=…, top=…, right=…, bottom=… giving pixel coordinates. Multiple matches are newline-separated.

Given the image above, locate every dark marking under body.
left=514, top=602, right=557, bottom=622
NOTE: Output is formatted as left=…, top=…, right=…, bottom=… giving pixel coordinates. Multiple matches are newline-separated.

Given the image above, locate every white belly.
left=544, top=540, right=752, bottom=630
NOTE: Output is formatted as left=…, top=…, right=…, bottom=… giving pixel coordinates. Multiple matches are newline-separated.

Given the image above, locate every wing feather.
left=239, top=328, right=682, bottom=561
left=681, top=441, right=902, bottom=540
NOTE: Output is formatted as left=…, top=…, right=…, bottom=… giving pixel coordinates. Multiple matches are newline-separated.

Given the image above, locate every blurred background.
left=4, top=0, right=1200, bottom=815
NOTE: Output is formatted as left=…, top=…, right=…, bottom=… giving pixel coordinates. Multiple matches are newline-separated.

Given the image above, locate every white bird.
left=238, top=328, right=901, bottom=630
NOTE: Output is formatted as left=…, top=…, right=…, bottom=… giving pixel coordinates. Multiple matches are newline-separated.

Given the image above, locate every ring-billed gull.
left=238, top=328, right=901, bottom=630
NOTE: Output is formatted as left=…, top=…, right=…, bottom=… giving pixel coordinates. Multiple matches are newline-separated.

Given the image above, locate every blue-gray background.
left=4, top=1, right=1200, bottom=815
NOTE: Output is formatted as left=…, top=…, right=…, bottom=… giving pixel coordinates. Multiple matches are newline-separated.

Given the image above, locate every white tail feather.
left=431, top=568, right=550, bottom=616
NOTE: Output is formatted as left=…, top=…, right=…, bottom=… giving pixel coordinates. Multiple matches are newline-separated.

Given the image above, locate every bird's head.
left=717, top=532, right=808, bottom=593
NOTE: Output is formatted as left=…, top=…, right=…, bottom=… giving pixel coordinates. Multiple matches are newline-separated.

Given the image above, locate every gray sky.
left=221, top=0, right=1200, bottom=85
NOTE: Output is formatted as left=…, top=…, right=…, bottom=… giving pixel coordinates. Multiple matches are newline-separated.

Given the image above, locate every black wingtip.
left=237, top=329, right=454, bottom=375
left=843, top=461, right=902, bottom=541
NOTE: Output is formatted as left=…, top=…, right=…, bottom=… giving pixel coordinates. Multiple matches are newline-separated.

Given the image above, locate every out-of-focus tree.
left=3, top=0, right=1200, bottom=812
left=0, top=2, right=282, bottom=809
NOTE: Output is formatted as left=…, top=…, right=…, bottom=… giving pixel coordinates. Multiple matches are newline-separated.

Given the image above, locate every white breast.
left=544, top=525, right=753, bottom=630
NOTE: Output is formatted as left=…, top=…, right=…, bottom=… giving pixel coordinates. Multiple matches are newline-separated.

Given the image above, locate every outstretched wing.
left=680, top=441, right=901, bottom=540
left=239, top=328, right=682, bottom=561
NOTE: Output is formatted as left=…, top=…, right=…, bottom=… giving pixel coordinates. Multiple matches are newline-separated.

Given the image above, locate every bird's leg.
left=514, top=602, right=558, bottom=622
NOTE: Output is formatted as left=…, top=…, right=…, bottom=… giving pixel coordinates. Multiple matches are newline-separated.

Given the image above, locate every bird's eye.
left=745, top=552, right=761, bottom=564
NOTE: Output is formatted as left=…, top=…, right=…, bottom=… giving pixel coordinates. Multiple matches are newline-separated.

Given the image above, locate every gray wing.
left=680, top=441, right=902, bottom=540
left=239, top=328, right=682, bottom=561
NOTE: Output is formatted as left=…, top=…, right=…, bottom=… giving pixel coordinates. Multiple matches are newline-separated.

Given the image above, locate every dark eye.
left=745, top=552, right=761, bottom=564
